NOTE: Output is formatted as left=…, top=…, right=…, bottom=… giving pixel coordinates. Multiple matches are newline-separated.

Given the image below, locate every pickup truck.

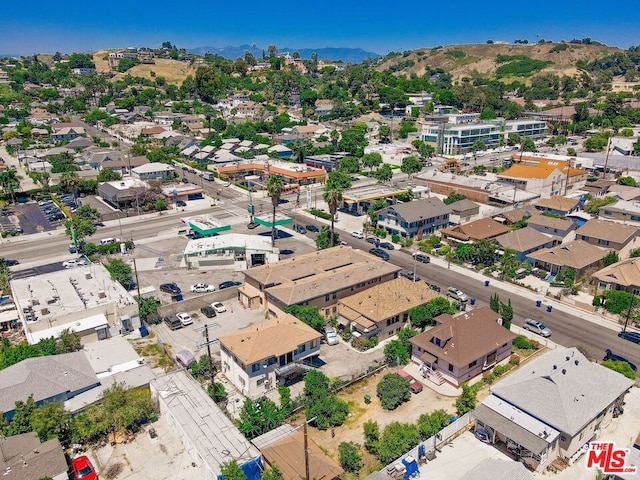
left=618, top=330, right=640, bottom=345
left=604, top=349, right=637, bottom=371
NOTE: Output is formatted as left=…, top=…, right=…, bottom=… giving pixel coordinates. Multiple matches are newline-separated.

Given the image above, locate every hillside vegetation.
left=92, top=50, right=196, bottom=86
left=375, top=43, right=622, bottom=83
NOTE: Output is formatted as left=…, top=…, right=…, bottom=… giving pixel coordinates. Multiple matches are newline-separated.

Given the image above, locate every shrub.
left=363, top=420, right=380, bottom=454
left=416, top=409, right=450, bottom=440
left=378, top=422, right=420, bottom=464
left=307, top=208, right=333, bottom=220
left=509, top=354, right=521, bottom=365
left=338, top=442, right=362, bottom=473
left=512, top=335, right=531, bottom=350
left=391, top=234, right=400, bottom=243
left=376, top=373, right=411, bottom=410
left=492, top=364, right=510, bottom=378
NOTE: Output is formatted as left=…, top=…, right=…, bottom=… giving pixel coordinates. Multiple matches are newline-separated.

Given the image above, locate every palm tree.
left=323, top=186, right=343, bottom=247
left=266, top=175, right=284, bottom=247
left=0, top=169, right=20, bottom=203
left=59, top=171, right=81, bottom=197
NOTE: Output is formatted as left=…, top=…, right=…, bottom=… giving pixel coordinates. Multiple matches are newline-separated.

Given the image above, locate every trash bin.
left=484, top=280, right=490, bottom=287
left=546, top=305, right=553, bottom=313
left=536, top=300, right=542, bottom=308
left=470, top=298, right=476, bottom=306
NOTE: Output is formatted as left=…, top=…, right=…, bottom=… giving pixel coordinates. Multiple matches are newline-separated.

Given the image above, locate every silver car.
left=447, top=287, right=469, bottom=303
left=324, top=326, right=339, bottom=345
left=524, top=318, right=552, bottom=337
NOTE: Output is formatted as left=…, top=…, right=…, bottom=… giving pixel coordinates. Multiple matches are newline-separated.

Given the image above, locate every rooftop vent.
left=562, top=369, right=566, bottom=374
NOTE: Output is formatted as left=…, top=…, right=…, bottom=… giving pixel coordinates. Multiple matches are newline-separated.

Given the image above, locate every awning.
left=337, top=316, right=350, bottom=327
left=473, top=404, right=550, bottom=454
left=419, top=351, right=437, bottom=364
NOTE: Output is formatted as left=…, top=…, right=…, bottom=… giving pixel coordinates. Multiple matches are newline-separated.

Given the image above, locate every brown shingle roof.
left=441, top=217, right=510, bottom=241
left=592, top=258, right=640, bottom=288
left=526, top=213, right=574, bottom=232
left=577, top=218, right=639, bottom=244
left=218, top=315, right=321, bottom=365
left=535, top=196, right=579, bottom=212
left=495, top=227, right=553, bottom=253
left=409, top=307, right=516, bottom=368
left=338, top=277, right=439, bottom=323
left=527, top=240, right=607, bottom=269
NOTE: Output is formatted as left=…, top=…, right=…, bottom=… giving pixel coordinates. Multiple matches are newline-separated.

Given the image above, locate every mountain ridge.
left=187, top=44, right=380, bottom=63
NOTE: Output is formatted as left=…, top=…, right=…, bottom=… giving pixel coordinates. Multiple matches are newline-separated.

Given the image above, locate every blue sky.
left=1, top=0, right=638, bottom=56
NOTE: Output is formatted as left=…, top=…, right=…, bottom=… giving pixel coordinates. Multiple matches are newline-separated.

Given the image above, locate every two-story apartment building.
left=377, top=198, right=452, bottom=240
left=238, top=246, right=401, bottom=317
left=338, top=277, right=439, bottom=339
left=440, top=217, right=510, bottom=243
left=495, top=227, right=557, bottom=262
left=533, top=196, right=580, bottom=217
left=576, top=218, right=639, bottom=256
left=409, top=307, right=515, bottom=387
left=526, top=214, right=577, bottom=241
left=599, top=199, right=640, bottom=225
left=131, top=163, right=175, bottom=181
left=218, top=315, right=322, bottom=398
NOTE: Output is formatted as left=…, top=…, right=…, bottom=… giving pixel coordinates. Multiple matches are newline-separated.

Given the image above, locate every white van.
left=100, top=237, right=121, bottom=245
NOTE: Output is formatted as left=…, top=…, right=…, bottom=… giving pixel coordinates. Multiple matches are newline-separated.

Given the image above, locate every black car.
left=280, top=249, right=295, bottom=255
left=293, top=224, right=307, bottom=234
left=247, top=221, right=259, bottom=229
left=160, top=282, right=181, bottom=295
left=618, top=330, right=640, bottom=344
left=379, top=242, right=394, bottom=250
left=219, top=280, right=242, bottom=290
left=368, top=247, right=390, bottom=261
left=305, top=224, right=319, bottom=233
left=201, top=305, right=217, bottom=318
left=48, top=213, right=65, bottom=222
left=176, top=200, right=187, bottom=207
left=164, top=316, right=183, bottom=331
left=277, top=198, right=289, bottom=204
left=2, top=259, right=19, bottom=266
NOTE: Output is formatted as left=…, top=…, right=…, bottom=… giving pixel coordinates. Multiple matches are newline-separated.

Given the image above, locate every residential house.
left=447, top=198, right=480, bottom=221
left=51, top=126, right=85, bottom=142
left=141, top=125, right=168, bottom=138
left=377, top=197, right=452, bottom=240
left=592, top=257, right=640, bottom=294
left=131, top=163, right=175, bottom=181
left=0, top=432, right=69, bottom=480
left=258, top=428, right=343, bottom=480
left=493, top=206, right=532, bottom=226
left=527, top=240, right=607, bottom=277
left=314, top=99, right=334, bottom=116
left=100, top=155, right=149, bottom=177
left=599, top=199, right=640, bottom=225
left=0, top=352, right=100, bottom=420
left=580, top=179, right=613, bottom=197
left=239, top=246, right=401, bottom=317
left=495, top=227, right=557, bottom=262
left=219, top=315, right=322, bottom=398
left=97, top=177, right=149, bottom=210
left=72, top=67, right=96, bottom=76
left=534, top=196, right=580, bottom=217
left=409, top=307, right=516, bottom=387
left=267, top=144, right=293, bottom=158
left=498, top=160, right=587, bottom=198
left=576, top=218, right=639, bottom=256
left=288, top=124, right=329, bottom=141
left=235, top=101, right=261, bottom=119
left=608, top=184, right=640, bottom=202
left=473, top=347, right=633, bottom=472
left=79, top=149, right=124, bottom=170
left=338, top=277, right=439, bottom=339
left=526, top=214, right=577, bottom=241
left=440, top=217, right=510, bottom=243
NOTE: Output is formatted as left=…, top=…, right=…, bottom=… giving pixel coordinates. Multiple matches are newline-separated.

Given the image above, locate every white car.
left=176, top=312, right=193, bottom=326
left=211, top=302, right=226, bottom=313
left=351, top=231, right=364, bottom=239
left=190, top=283, right=215, bottom=293
left=63, top=259, right=87, bottom=268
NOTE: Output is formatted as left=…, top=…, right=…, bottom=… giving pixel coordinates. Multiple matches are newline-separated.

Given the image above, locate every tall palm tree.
left=323, top=186, right=343, bottom=247
left=0, top=169, right=20, bottom=203
left=266, top=175, right=284, bottom=247
left=59, top=171, right=81, bottom=197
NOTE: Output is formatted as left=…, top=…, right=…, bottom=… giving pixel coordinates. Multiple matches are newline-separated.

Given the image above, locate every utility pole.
left=304, top=422, right=310, bottom=480
left=196, top=323, right=220, bottom=392
left=132, top=257, right=141, bottom=301
left=603, top=137, right=612, bottom=180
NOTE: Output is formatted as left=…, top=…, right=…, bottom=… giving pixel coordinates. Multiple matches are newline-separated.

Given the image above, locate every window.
left=448, top=364, right=454, bottom=372
left=581, top=235, right=590, bottom=241
left=257, top=378, right=264, bottom=386
left=296, top=344, right=306, bottom=355
left=598, top=282, right=609, bottom=290
left=468, top=360, right=477, bottom=368
left=252, top=363, right=260, bottom=373
left=598, top=239, right=610, bottom=246
left=631, top=216, right=640, bottom=222
left=633, top=289, right=640, bottom=296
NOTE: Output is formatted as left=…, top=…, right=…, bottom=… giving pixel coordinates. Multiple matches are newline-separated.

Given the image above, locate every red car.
left=397, top=369, right=423, bottom=394
left=71, top=455, right=98, bottom=480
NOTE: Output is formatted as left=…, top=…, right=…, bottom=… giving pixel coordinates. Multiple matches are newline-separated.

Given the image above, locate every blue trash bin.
left=470, top=298, right=476, bottom=306
left=484, top=280, right=490, bottom=287
left=546, top=305, right=553, bottom=313
left=536, top=300, right=542, bottom=308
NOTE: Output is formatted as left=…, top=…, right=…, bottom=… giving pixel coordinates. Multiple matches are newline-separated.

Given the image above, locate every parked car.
left=379, top=241, right=394, bottom=250
left=447, top=287, right=469, bottom=303
left=164, top=315, right=183, bottom=330
left=247, top=221, right=259, bottom=229
left=48, top=212, right=65, bottom=222
left=366, top=237, right=378, bottom=245
left=190, top=283, right=215, bottom=293
left=280, top=249, right=295, bottom=255
left=200, top=305, right=217, bottom=318
left=293, top=223, right=307, bottom=234
left=399, top=271, right=421, bottom=282
left=351, top=231, right=364, bottom=239
left=396, top=370, right=423, bottom=394
left=277, top=198, right=289, bottom=204
left=604, top=349, right=637, bottom=371
left=219, top=280, right=242, bottom=289
left=176, top=200, right=187, bottom=207
left=176, top=349, right=196, bottom=369
left=324, top=326, right=339, bottom=346
left=160, top=282, right=181, bottom=295
left=618, top=330, right=640, bottom=344
left=2, top=259, right=19, bottom=266
left=523, top=318, right=552, bottom=337
left=413, top=252, right=431, bottom=264
left=63, top=259, right=87, bottom=268
left=71, top=455, right=98, bottom=480
left=176, top=312, right=193, bottom=326
left=211, top=302, right=226, bottom=313
left=305, top=224, right=319, bottom=233
left=426, top=282, right=441, bottom=293
left=38, top=199, right=53, bottom=206
left=368, top=247, right=390, bottom=261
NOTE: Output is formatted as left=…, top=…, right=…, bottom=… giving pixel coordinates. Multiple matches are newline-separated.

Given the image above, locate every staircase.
left=420, top=364, right=444, bottom=386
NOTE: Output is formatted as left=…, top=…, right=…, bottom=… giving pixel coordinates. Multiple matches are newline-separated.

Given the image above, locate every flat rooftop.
left=184, top=214, right=231, bottom=234
left=342, top=184, right=408, bottom=202
left=105, top=178, right=147, bottom=191
left=183, top=233, right=276, bottom=255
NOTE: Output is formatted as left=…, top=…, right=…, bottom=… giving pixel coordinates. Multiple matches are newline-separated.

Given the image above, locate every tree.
left=136, top=296, right=159, bottom=320
left=315, top=225, right=340, bottom=250
left=490, top=293, right=500, bottom=313
left=339, top=156, right=360, bottom=174
left=617, top=176, right=638, bottom=187
left=603, top=290, right=638, bottom=315
left=339, top=442, right=362, bottom=473
left=377, top=422, right=420, bottom=464
left=416, top=409, right=450, bottom=440
left=363, top=420, right=380, bottom=454
left=266, top=175, right=284, bottom=247
left=2, top=395, right=36, bottom=436
left=100, top=382, right=154, bottom=443
left=284, top=305, right=325, bottom=332
left=219, top=460, right=247, bottom=480
left=409, top=297, right=456, bottom=329
left=471, top=140, right=487, bottom=151
left=400, top=156, right=422, bottom=176
left=602, top=251, right=620, bottom=267
left=303, top=370, right=349, bottom=429
left=362, top=152, right=383, bottom=172
left=59, top=171, right=81, bottom=195
left=29, top=401, right=71, bottom=445
left=238, top=397, right=284, bottom=439
left=376, top=373, right=411, bottom=410
left=104, top=258, right=133, bottom=289
left=261, top=465, right=283, bottom=480
left=500, top=299, right=513, bottom=329
left=379, top=125, right=391, bottom=143
left=0, top=170, right=20, bottom=203
left=443, top=192, right=466, bottom=205
left=384, top=339, right=410, bottom=366
left=323, top=187, right=343, bottom=248
left=455, top=383, right=477, bottom=416
left=374, top=164, right=393, bottom=184
left=522, top=137, right=537, bottom=152
left=57, top=328, right=81, bottom=354
left=601, top=360, right=636, bottom=380
left=326, top=170, right=352, bottom=190
left=97, top=167, right=122, bottom=182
